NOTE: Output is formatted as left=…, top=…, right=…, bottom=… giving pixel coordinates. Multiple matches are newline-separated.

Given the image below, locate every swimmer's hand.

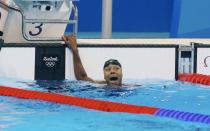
left=62, top=34, right=78, bottom=51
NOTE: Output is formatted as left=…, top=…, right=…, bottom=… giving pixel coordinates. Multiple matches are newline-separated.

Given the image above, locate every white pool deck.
left=77, top=39, right=210, bottom=45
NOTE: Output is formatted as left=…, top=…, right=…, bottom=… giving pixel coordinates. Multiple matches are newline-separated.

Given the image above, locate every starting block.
left=0, top=0, right=78, bottom=43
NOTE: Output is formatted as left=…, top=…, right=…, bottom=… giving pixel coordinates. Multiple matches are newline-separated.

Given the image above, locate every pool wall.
left=0, top=40, right=210, bottom=81
left=0, top=41, right=178, bottom=80
left=66, top=44, right=178, bottom=80
left=194, top=44, right=210, bottom=75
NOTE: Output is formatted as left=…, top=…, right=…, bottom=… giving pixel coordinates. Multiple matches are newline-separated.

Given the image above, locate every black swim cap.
left=103, top=59, right=121, bottom=69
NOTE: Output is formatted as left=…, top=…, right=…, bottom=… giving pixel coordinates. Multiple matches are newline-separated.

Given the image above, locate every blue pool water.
left=0, top=77, right=210, bottom=131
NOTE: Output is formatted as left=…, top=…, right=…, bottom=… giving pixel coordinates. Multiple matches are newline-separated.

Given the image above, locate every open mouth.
left=110, top=76, right=118, bottom=81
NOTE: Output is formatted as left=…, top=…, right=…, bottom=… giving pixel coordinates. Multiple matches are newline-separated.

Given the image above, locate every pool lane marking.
left=179, top=73, right=210, bottom=86
left=0, top=85, right=157, bottom=114
left=0, top=85, right=210, bottom=124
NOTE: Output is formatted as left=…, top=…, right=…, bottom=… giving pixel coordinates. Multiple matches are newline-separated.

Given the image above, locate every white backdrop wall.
left=196, top=48, right=210, bottom=75
left=0, top=48, right=35, bottom=79
left=0, top=46, right=177, bottom=80
left=66, top=47, right=177, bottom=80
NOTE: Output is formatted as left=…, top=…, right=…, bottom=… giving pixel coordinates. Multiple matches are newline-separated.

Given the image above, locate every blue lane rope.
left=155, top=109, right=210, bottom=124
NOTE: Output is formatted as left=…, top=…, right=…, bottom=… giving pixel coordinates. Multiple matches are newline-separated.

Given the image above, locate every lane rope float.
left=0, top=85, right=210, bottom=124
left=179, top=73, right=210, bottom=85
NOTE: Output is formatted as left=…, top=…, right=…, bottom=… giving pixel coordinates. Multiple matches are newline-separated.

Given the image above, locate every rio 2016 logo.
left=42, top=56, right=58, bottom=68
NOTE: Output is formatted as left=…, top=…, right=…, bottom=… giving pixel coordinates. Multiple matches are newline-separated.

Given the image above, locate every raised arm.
left=63, top=35, right=94, bottom=81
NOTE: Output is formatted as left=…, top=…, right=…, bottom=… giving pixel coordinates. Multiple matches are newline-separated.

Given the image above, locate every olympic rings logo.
left=42, top=56, right=58, bottom=68
left=45, top=61, right=56, bottom=68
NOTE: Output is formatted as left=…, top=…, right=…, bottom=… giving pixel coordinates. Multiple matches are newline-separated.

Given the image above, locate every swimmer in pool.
left=62, top=35, right=123, bottom=87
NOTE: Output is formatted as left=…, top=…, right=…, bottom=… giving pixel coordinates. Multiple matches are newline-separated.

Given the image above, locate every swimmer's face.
left=103, top=64, right=123, bottom=86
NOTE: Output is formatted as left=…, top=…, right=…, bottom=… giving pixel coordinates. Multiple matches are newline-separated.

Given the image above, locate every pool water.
left=0, top=77, right=210, bottom=131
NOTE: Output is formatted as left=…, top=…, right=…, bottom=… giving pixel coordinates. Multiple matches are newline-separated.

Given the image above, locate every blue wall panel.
left=76, top=0, right=102, bottom=32
left=67, top=0, right=210, bottom=38
left=66, top=0, right=102, bottom=32
left=71, top=0, right=173, bottom=32
left=112, top=0, right=173, bottom=32
left=170, top=0, right=210, bottom=38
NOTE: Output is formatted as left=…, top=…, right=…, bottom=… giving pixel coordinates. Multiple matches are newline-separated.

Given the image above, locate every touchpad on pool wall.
left=35, top=46, right=65, bottom=80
